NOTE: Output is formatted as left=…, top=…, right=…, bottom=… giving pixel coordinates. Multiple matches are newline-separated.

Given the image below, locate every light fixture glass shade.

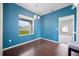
left=34, top=15, right=40, bottom=20
left=34, top=15, right=37, bottom=19
left=38, top=16, right=40, bottom=19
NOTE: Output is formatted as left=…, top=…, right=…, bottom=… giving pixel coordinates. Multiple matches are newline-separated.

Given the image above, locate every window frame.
left=19, top=14, right=34, bottom=36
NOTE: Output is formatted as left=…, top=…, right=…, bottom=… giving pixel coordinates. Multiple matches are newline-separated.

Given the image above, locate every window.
left=62, top=25, right=68, bottom=32
left=19, top=14, right=34, bottom=36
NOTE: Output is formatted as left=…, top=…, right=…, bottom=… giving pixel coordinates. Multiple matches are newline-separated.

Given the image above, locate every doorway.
left=59, top=15, right=74, bottom=44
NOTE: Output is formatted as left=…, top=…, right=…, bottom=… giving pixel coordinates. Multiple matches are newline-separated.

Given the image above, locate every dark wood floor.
left=3, top=39, right=79, bottom=56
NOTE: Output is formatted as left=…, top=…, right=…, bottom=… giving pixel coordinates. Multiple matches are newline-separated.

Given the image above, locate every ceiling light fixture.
left=34, top=15, right=37, bottom=19
left=38, top=16, right=40, bottom=19
left=34, top=15, right=40, bottom=20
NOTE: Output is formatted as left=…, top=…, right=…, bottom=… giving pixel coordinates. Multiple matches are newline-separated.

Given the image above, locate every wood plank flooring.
left=3, top=39, right=79, bottom=56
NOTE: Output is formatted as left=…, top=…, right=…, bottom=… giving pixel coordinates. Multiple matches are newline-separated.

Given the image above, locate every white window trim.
left=19, top=14, right=34, bottom=36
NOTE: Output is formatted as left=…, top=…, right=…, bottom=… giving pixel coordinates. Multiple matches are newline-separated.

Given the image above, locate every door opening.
left=59, top=15, right=74, bottom=44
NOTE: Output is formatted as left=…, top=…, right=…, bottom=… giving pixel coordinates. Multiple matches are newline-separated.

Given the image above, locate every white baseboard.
left=41, top=38, right=59, bottom=44
left=3, top=37, right=58, bottom=51
left=3, top=38, right=41, bottom=51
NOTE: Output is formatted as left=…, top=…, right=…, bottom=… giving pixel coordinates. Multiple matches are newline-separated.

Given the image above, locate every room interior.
left=0, top=3, right=79, bottom=56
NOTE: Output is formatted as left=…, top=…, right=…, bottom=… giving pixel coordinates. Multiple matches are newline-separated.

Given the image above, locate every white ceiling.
left=16, top=3, right=72, bottom=16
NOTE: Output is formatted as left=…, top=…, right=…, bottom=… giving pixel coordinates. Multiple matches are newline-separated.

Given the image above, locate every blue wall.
left=3, top=3, right=41, bottom=48
left=41, top=5, right=76, bottom=41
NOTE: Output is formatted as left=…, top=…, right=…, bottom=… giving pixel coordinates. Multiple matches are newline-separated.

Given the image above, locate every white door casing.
left=77, top=4, right=79, bottom=42
left=59, top=15, right=74, bottom=44
left=0, top=3, right=3, bottom=56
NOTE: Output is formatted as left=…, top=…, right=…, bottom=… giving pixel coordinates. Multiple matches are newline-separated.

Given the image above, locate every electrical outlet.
left=9, top=40, right=12, bottom=42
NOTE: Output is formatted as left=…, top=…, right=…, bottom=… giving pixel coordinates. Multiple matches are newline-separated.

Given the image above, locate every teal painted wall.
left=3, top=3, right=41, bottom=48
left=3, top=4, right=76, bottom=49
left=41, top=5, right=76, bottom=41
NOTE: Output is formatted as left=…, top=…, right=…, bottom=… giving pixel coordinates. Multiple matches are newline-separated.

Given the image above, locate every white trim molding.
left=19, top=14, right=35, bottom=36
left=3, top=37, right=58, bottom=51
left=0, top=3, right=3, bottom=56
left=59, top=15, right=75, bottom=44
left=3, top=38, right=41, bottom=51
left=77, top=4, right=79, bottom=42
left=41, top=38, right=59, bottom=43
left=19, top=14, right=34, bottom=21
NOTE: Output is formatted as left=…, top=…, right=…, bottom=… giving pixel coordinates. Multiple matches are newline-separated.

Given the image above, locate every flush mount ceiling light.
left=34, top=15, right=40, bottom=20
